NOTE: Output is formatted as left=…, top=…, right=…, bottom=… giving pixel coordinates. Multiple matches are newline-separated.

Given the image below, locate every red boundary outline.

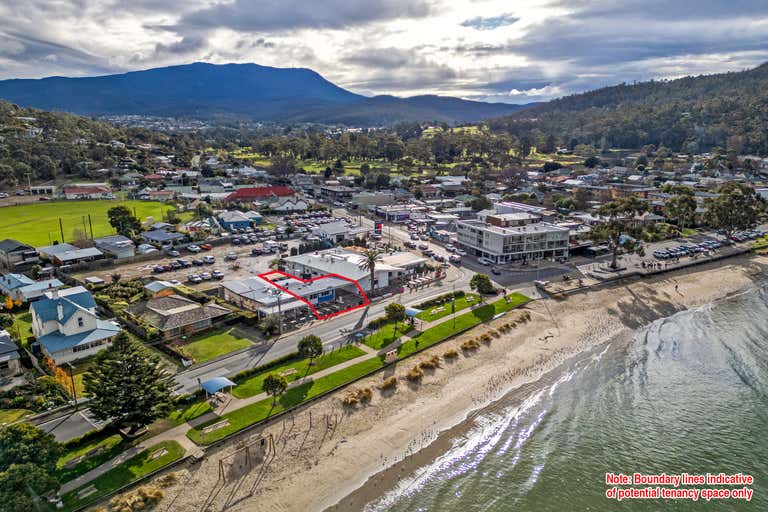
left=256, top=269, right=370, bottom=321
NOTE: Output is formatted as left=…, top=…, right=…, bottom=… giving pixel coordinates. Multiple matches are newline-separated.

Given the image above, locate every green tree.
left=358, top=249, right=381, bottom=296
left=107, top=205, right=141, bottom=238
left=262, top=373, right=288, bottom=405
left=664, top=187, right=697, bottom=230
left=0, top=423, right=60, bottom=472
left=589, top=196, right=648, bottom=269
left=584, top=156, right=601, bottom=168
left=297, top=335, right=323, bottom=365
left=470, top=274, right=495, bottom=295
left=385, top=302, right=406, bottom=323
left=0, top=463, right=60, bottom=512
left=83, top=332, right=175, bottom=437
left=703, top=183, right=764, bottom=238
left=0, top=313, right=13, bottom=329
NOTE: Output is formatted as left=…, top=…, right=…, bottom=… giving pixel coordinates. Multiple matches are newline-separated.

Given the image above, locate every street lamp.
left=270, top=288, right=283, bottom=335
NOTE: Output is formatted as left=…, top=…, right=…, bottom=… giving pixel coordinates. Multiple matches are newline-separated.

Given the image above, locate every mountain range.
left=0, top=62, right=527, bottom=126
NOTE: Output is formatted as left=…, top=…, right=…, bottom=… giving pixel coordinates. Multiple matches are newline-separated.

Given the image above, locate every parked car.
left=169, top=279, right=181, bottom=286
left=200, top=244, right=213, bottom=250
left=251, top=248, right=262, bottom=256
left=405, top=241, right=417, bottom=249
left=169, top=261, right=182, bottom=270
left=410, top=233, right=419, bottom=240
left=419, top=234, right=429, bottom=241
left=200, top=272, right=212, bottom=280
left=478, top=258, right=493, bottom=265
left=212, top=270, right=224, bottom=280
left=187, top=274, right=202, bottom=283
left=0, top=192, right=7, bottom=199
left=162, top=264, right=173, bottom=272
left=225, top=252, right=238, bottom=261
left=152, top=265, right=165, bottom=273
left=232, top=238, right=242, bottom=245
left=166, top=249, right=180, bottom=257
left=433, top=254, right=446, bottom=262
left=456, top=249, right=467, bottom=256
left=177, top=259, right=192, bottom=268
left=203, top=255, right=215, bottom=264
left=449, top=254, right=462, bottom=263
left=187, top=245, right=201, bottom=253
left=491, top=267, right=501, bottom=275
left=417, top=243, right=428, bottom=250
left=192, top=258, right=204, bottom=266
left=445, top=244, right=456, bottom=252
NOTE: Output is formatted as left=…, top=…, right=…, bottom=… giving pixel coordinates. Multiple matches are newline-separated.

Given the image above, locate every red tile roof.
left=226, top=186, right=295, bottom=201
left=64, top=186, right=110, bottom=195
left=144, top=173, right=165, bottom=180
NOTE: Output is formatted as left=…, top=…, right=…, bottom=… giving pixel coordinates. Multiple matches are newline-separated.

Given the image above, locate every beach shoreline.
left=148, top=255, right=768, bottom=512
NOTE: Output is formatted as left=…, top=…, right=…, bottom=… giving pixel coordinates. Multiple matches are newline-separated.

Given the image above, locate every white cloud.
left=0, top=0, right=764, bottom=103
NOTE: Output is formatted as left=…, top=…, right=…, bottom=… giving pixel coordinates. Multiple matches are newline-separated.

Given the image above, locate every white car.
left=0, top=193, right=7, bottom=199
left=456, top=249, right=467, bottom=256
left=478, top=257, right=493, bottom=266
left=203, top=255, right=215, bottom=264
left=187, top=245, right=201, bottom=253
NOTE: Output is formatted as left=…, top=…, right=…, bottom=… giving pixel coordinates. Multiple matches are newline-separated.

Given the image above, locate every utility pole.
left=25, top=173, right=31, bottom=195
left=66, top=362, right=78, bottom=411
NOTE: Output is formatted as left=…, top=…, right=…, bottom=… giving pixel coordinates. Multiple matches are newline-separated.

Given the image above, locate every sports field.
left=0, top=200, right=178, bottom=247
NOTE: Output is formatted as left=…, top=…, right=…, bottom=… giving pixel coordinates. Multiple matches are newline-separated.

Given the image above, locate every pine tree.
left=84, top=332, right=175, bottom=437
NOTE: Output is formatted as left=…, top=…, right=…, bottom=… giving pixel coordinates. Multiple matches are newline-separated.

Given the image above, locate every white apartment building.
left=457, top=220, right=569, bottom=264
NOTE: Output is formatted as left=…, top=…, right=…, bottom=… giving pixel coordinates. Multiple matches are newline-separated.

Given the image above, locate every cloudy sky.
left=1, top=0, right=767, bottom=103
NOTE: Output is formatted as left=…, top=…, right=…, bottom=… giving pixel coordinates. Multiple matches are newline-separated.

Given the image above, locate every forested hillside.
left=0, top=101, right=200, bottom=188
left=487, top=63, right=768, bottom=155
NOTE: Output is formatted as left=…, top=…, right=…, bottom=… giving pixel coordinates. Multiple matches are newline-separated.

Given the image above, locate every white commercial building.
left=457, top=220, right=569, bottom=264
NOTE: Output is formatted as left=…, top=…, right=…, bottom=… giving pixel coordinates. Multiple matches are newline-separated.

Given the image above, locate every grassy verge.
left=232, top=345, right=366, bottom=398
left=415, top=293, right=479, bottom=321
left=752, top=235, right=768, bottom=251
left=0, top=408, right=30, bottom=424
left=167, top=401, right=213, bottom=425
left=62, top=440, right=185, bottom=510
left=680, top=227, right=699, bottom=237
left=177, top=328, right=252, bottom=364
left=399, top=293, right=530, bottom=357
left=362, top=321, right=410, bottom=350
left=55, top=433, right=128, bottom=483
left=188, top=356, right=385, bottom=445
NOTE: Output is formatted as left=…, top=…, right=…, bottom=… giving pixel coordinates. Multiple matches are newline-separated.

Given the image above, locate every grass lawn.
left=177, top=328, right=253, bottom=364
left=10, top=312, right=33, bottom=346
left=416, top=293, right=479, bottom=321
left=167, top=401, right=213, bottom=425
left=362, top=321, right=410, bottom=350
left=680, top=227, right=699, bottom=237
left=233, top=345, right=366, bottom=398
left=753, top=235, right=768, bottom=251
left=188, top=356, right=385, bottom=445
left=399, top=293, right=530, bottom=358
left=0, top=200, right=178, bottom=247
left=0, top=408, right=30, bottom=424
left=62, top=440, right=185, bottom=510
left=55, top=433, right=127, bottom=483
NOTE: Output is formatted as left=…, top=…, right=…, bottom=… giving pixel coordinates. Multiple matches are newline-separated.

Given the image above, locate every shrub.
left=155, top=472, right=179, bottom=488
left=109, top=485, right=164, bottom=512
left=489, top=330, right=500, bottom=338
left=443, top=349, right=460, bottom=359
left=341, top=394, right=359, bottom=407
left=461, top=339, right=480, bottom=351
left=406, top=366, right=424, bottom=382
left=419, top=355, right=440, bottom=370
left=479, top=333, right=492, bottom=343
left=357, top=387, right=372, bottom=403
left=379, top=376, right=398, bottom=390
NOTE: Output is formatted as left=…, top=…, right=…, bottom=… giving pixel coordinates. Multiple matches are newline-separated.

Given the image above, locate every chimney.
left=57, top=301, right=63, bottom=321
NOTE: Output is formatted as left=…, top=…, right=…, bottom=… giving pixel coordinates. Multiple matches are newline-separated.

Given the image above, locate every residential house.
left=271, top=197, right=308, bottom=213
left=38, top=243, right=79, bottom=261
left=0, top=330, right=21, bottom=377
left=318, top=185, right=356, bottom=201
left=125, top=293, right=229, bottom=340
left=0, top=274, right=64, bottom=302
left=0, top=239, right=39, bottom=271
left=93, top=235, right=136, bottom=260
left=141, top=229, right=185, bottom=247
left=30, top=287, right=120, bottom=364
left=51, top=247, right=103, bottom=266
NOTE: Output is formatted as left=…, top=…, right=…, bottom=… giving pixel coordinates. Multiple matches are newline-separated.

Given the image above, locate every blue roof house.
left=30, top=286, right=120, bottom=364
left=0, top=273, right=64, bottom=302
left=218, top=211, right=253, bottom=231
left=141, top=229, right=185, bottom=247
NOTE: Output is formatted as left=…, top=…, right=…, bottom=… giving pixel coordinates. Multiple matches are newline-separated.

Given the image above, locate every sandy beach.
left=145, top=255, right=768, bottom=512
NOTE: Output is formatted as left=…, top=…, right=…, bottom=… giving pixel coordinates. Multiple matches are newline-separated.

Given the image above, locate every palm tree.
left=359, top=249, right=381, bottom=296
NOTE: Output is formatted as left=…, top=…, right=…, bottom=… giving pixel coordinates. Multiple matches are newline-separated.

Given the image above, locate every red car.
left=200, top=243, right=212, bottom=250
